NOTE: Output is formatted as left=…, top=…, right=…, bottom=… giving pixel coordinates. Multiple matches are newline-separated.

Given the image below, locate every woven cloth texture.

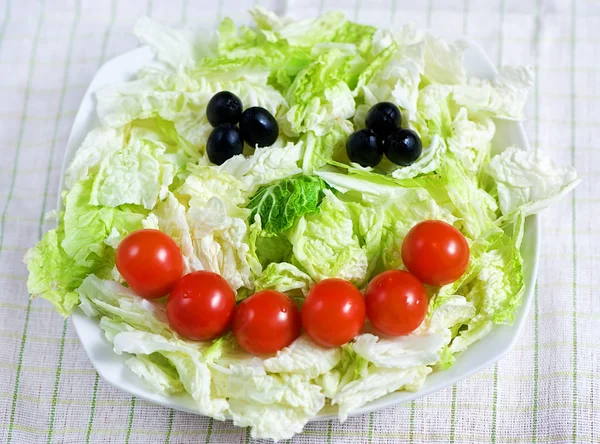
left=0, top=0, right=598, bottom=442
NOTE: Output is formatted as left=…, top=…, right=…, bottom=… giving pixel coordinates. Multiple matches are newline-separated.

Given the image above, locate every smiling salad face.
left=25, top=7, right=581, bottom=441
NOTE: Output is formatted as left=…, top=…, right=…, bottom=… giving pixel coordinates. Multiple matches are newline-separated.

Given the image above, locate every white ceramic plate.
left=62, top=41, right=540, bottom=421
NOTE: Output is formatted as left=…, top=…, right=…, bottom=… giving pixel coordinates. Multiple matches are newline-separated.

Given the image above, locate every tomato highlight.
left=232, top=290, right=301, bottom=355
left=401, top=220, right=470, bottom=286
left=365, top=270, right=428, bottom=336
left=302, top=278, right=366, bottom=348
left=166, top=271, right=236, bottom=341
left=116, top=229, right=183, bottom=299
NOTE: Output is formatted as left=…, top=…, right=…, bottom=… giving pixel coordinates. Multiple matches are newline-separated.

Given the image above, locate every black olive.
left=206, top=123, right=244, bottom=165
left=365, top=102, right=401, bottom=138
left=346, top=129, right=383, bottom=167
left=206, top=91, right=243, bottom=127
left=239, top=106, right=279, bottom=148
left=384, top=128, right=422, bottom=166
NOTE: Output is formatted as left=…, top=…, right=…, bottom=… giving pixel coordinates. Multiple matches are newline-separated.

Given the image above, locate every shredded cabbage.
left=25, top=7, right=579, bottom=441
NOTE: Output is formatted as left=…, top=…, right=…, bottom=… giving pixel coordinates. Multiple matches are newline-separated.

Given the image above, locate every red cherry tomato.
left=166, top=271, right=236, bottom=341
left=401, top=220, right=470, bottom=286
left=302, top=278, right=366, bottom=348
left=232, top=290, right=301, bottom=355
left=365, top=270, right=428, bottom=336
left=116, top=229, right=183, bottom=299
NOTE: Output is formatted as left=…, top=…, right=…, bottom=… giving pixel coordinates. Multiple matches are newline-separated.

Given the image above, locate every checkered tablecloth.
left=0, top=0, right=598, bottom=442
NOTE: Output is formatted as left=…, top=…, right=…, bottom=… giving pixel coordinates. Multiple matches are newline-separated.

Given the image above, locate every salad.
left=25, top=7, right=580, bottom=441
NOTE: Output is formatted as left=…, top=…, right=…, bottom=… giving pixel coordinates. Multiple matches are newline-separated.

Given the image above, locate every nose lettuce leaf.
left=247, top=175, right=328, bottom=236
left=248, top=218, right=293, bottom=269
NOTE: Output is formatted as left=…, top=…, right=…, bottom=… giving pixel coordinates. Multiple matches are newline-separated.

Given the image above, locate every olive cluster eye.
left=346, top=102, right=422, bottom=168
left=206, top=91, right=279, bottom=165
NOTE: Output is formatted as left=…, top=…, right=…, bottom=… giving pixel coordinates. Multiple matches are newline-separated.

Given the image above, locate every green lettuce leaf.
left=133, top=16, right=200, bottom=68
left=78, top=274, right=172, bottom=335
left=254, top=262, right=314, bottom=295
left=24, top=225, right=90, bottom=316
left=215, top=17, right=313, bottom=90
left=317, top=169, right=419, bottom=202
left=450, top=227, right=525, bottom=354
left=281, top=49, right=359, bottom=137
left=379, top=189, right=457, bottom=270
left=320, top=155, right=448, bottom=192
left=318, top=343, right=369, bottom=399
left=452, top=66, right=534, bottom=120
left=113, top=329, right=229, bottom=419
left=327, top=347, right=430, bottom=422
left=388, top=135, right=445, bottom=180
left=186, top=196, right=255, bottom=291
left=412, top=83, right=453, bottom=147
left=331, top=20, right=376, bottom=55
left=354, top=37, right=424, bottom=119
left=78, top=275, right=229, bottom=416
left=288, top=190, right=371, bottom=284
left=247, top=175, right=328, bottom=235
left=250, top=7, right=346, bottom=48
left=220, top=363, right=325, bottom=440
left=61, top=178, right=147, bottom=269
left=90, top=124, right=181, bottom=210
left=179, top=164, right=247, bottom=213
left=263, top=335, right=341, bottom=379
left=142, top=192, right=202, bottom=273
left=353, top=295, right=475, bottom=372
left=218, top=142, right=303, bottom=192
left=125, top=353, right=185, bottom=396
left=446, top=108, right=495, bottom=176
left=300, top=121, right=352, bottom=174
left=423, top=33, right=467, bottom=85
left=248, top=220, right=292, bottom=268
left=443, top=156, right=499, bottom=239
left=63, top=126, right=124, bottom=189
left=96, top=64, right=285, bottom=149
left=485, top=146, right=581, bottom=217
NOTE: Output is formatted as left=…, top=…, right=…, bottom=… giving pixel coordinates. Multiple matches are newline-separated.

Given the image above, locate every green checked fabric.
left=0, top=0, right=598, bottom=442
